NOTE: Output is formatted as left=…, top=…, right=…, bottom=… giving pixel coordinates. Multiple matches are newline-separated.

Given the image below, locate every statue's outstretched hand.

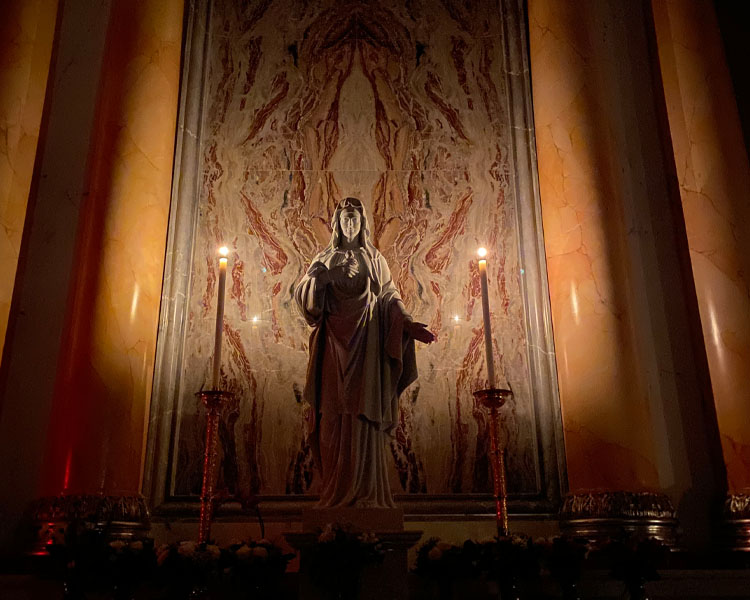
left=405, top=321, right=436, bottom=344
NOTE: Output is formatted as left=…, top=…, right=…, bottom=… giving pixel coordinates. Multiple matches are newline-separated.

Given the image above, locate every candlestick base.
left=473, top=387, right=514, bottom=537
left=473, top=387, right=513, bottom=410
left=560, top=491, right=678, bottom=547
left=195, top=390, right=234, bottom=544
left=28, top=494, right=150, bottom=556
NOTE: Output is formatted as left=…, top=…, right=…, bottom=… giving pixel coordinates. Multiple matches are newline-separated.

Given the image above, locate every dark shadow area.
left=715, top=0, right=750, bottom=157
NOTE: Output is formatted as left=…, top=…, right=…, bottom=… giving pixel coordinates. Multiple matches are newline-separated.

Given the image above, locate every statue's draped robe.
left=295, top=246, right=417, bottom=508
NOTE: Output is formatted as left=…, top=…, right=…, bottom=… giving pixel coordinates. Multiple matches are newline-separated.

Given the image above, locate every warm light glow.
left=252, top=315, right=259, bottom=323
left=62, top=448, right=72, bottom=492
left=219, top=257, right=228, bottom=266
left=477, top=247, right=488, bottom=258
left=129, top=285, right=140, bottom=325
left=453, top=314, right=460, bottom=322
left=570, top=281, right=580, bottom=325
left=707, top=298, right=727, bottom=379
left=219, top=246, right=229, bottom=256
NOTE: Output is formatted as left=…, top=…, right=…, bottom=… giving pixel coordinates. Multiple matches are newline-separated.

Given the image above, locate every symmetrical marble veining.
left=528, top=0, right=660, bottom=490
left=0, top=0, right=58, bottom=359
left=169, top=0, right=550, bottom=499
left=652, top=0, right=750, bottom=491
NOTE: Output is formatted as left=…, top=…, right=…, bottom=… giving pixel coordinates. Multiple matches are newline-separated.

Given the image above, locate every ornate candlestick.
left=473, top=387, right=514, bottom=537
left=196, top=390, right=233, bottom=544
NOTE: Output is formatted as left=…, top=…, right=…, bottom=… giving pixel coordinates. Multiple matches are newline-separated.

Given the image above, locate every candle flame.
left=219, top=246, right=229, bottom=256
left=453, top=314, right=460, bottom=323
left=252, top=315, right=259, bottom=323
left=477, top=247, right=488, bottom=258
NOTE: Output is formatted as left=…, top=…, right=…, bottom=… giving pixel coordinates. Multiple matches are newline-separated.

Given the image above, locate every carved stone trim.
left=723, top=493, right=750, bottom=519
left=28, top=494, right=151, bottom=554
left=29, top=494, right=150, bottom=523
left=151, top=493, right=560, bottom=522
left=560, top=491, right=677, bottom=520
left=719, top=493, right=750, bottom=552
left=559, top=491, right=678, bottom=547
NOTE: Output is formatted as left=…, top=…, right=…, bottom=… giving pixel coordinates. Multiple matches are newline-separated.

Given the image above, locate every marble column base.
left=719, top=493, right=750, bottom=552
left=286, top=530, right=422, bottom=600
left=559, top=491, right=679, bottom=547
left=27, top=494, right=150, bottom=555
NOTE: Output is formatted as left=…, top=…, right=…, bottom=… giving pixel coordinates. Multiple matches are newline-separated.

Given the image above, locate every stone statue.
left=295, top=197, right=435, bottom=508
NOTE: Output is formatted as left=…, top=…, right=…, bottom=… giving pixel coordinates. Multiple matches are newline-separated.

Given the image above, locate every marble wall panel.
left=158, top=0, right=561, bottom=505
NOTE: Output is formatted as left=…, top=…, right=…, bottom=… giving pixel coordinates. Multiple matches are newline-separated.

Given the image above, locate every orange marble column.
left=0, top=0, right=58, bottom=361
left=652, top=0, right=750, bottom=492
left=41, top=0, right=184, bottom=496
left=528, top=0, right=660, bottom=491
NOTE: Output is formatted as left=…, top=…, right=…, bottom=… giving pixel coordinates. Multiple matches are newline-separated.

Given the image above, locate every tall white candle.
left=477, top=247, right=496, bottom=388
left=212, top=247, right=229, bottom=389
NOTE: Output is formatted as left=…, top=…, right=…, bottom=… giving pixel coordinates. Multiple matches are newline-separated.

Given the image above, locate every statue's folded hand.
left=343, top=250, right=359, bottom=277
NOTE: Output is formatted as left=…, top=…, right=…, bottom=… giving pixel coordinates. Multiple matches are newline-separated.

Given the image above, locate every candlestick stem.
left=489, top=406, right=509, bottom=537
left=197, top=390, right=231, bottom=544
left=473, top=388, right=513, bottom=538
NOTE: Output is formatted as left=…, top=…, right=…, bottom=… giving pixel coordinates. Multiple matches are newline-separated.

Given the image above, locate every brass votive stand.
left=196, top=390, right=233, bottom=544
left=473, top=387, right=514, bottom=537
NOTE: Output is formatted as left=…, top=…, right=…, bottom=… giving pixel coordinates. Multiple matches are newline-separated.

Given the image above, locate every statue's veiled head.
left=339, top=208, right=361, bottom=242
left=329, top=197, right=375, bottom=253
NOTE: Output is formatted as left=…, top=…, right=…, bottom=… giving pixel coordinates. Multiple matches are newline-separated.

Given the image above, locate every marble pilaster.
left=652, top=0, right=750, bottom=493
left=41, top=0, right=185, bottom=496
left=0, top=0, right=113, bottom=553
left=530, top=0, right=727, bottom=547
left=0, top=0, right=58, bottom=359
left=528, top=0, right=660, bottom=491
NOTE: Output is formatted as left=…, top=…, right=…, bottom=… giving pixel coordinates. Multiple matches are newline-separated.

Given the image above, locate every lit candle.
left=212, top=246, right=229, bottom=389
left=477, top=247, right=496, bottom=388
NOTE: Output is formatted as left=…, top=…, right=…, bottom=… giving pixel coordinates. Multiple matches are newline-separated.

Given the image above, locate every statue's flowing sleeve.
left=295, top=258, right=329, bottom=326
left=294, top=256, right=330, bottom=443
left=374, top=253, right=418, bottom=430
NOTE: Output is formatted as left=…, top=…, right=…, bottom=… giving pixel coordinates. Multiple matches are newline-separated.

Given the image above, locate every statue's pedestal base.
left=302, top=506, right=405, bottom=532
left=287, top=508, right=421, bottom=600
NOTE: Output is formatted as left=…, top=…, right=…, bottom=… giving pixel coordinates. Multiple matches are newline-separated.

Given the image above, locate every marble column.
left=530, top=0, right=726, bottom=547
left=41, top=0, right=185, bottom=497
left=528, top=0, right=660, bottom=491
left=652, top=0, right=750, bottom=494
left=0, top=0, right=114, bottom=553
left=0, top=0, right=184, bottom=553
left=0, top=0, right=58, bottom=360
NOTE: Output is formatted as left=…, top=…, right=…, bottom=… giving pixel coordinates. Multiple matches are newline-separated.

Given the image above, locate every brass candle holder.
left=196, top=390, right=233, bottom=544
left=473, top=387, right=514, bottom=537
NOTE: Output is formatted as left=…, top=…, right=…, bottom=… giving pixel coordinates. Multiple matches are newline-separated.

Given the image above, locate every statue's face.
left=339, top=209, right=361, bottom=242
